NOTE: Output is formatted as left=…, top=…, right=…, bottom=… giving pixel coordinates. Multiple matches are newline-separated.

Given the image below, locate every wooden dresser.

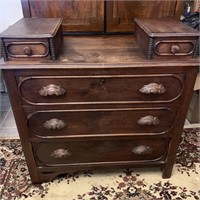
left=1, top=35, right=198, bottom=183
left=1, top=0, right=199, bottom=183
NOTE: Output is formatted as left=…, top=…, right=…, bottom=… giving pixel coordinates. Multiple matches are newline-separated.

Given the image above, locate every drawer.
left=154, top=39, right=197, bottom=57
left=0, top=18, right=63, bottom=61
left=27, top=107, right=178, bottom=138
left=3, top=39, right=50, bottom=59
left=19, top=74, right=184, bottom=105
left=135, top=18, right=199, bottom=59
left=33, top=138, right=168, bottom=166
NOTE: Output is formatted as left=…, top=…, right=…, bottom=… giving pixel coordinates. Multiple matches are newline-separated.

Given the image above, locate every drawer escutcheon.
left=51, top=149, right=71, bottom=159
left=39, top=84, right=66, bottom=96
left=139, top=83, right=166, bottom=94
left=137, top=115, right=160, bottom=126
left=43, top=118, right=67, bottom=130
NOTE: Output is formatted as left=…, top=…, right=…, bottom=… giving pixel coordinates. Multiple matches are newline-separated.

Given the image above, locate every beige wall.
left=0, top=0, right=23, bottom=33
left=0, top=0, right=23, bottom=91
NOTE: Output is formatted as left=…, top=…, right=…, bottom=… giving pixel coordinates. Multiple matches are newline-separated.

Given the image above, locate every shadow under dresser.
left=0, top=35, right=198, bottom=183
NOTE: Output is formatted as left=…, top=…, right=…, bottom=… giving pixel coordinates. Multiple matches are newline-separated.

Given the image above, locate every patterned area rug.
left=0, top=128, right=200, bottom=200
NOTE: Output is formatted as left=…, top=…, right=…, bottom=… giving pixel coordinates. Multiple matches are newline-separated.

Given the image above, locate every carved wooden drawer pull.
left=139, top=83, right=166, bottom=94
left=43, top=118, right=67, bottom=130
left=51, top=149, right=71, bottom=158
left=39, top=84, right=66, bottom=96
left=132, top=145, right=152, bottom=155
left=137, top=115, right=160, bottom=126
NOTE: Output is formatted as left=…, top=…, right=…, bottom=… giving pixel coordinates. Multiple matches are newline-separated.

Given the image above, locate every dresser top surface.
left=134, top=18, right=200, bottom=37
left=0, top=35, right=199, bottom=69
left=0, top=18, right=63, bottom=38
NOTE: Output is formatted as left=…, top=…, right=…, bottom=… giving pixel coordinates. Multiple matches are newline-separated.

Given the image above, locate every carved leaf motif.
left=139, top=83, right=166, bottom=94
left=39, top=84, right=66, bottom=96
left=132, top=145, right=152, bottom=155
left=137, top=115, right=160, bottom=126
left=43, top=118, right=67, bottom=130
left=51, top=149, right=71, bottom=159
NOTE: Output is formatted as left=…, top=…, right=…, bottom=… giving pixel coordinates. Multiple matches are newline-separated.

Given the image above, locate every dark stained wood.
left=0, top=18, right=63, bottom=61
left=1, top=35, right=199, bottom=67
left=33, top=138, right=168, bottom=166
left=21, top=0, right=31, bottom=18
left=20, top=0, right=184, bottom=33
left=1, top=0, right=198, bottom=184
left=1, top=35, right=199, bottom=183
left=135, top=18, right=200, bottom=37
left=2, top=70, right=40, bottom=183
left=23, top=0, right=104, bottom=32
left=26, top=107, right=178, bottom=138
left=162, top=66, right=198, bottom=178
left=106, top=1, right=179, bottom=32
left=134, top=18, right=200, bottom=59
left=0, top=18, right=63, bottom=37
left=174, top=0, right=185, bottom=19
left=18, top=74, right=184, bottom=105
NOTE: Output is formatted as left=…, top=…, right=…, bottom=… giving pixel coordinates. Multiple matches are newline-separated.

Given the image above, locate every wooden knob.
left=23, top=46, right=32, bottom=56
left=171, top=45, right=180, bottom=54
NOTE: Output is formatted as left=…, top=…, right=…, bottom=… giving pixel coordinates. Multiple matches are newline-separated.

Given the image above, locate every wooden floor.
left=0, top=92, right=18, bottom=138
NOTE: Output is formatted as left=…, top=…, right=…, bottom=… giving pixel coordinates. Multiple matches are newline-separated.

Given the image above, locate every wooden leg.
left=162, top=165, right=173, bottom=179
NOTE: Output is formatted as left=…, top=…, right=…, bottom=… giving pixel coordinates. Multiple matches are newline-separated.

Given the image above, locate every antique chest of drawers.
left=134, top=18, right=199, bottom=59
left=0, top=35, right=198, bottom=183
left=0, top=18, right=63, bottom=61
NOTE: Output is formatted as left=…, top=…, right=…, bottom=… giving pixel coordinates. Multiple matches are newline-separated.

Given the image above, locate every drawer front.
left=3, top=39, right=50, bottom=60
left=154, top=39, right=197, bottom=57
left=33, top=138, right=168, bottom=166
left=27, top=107, right=178, bottom=138
left=19, top=74, right=183, bottom=105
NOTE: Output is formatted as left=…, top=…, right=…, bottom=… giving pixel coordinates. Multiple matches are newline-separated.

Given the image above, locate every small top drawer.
left=18, top=74, right=184, bottom=105
left=153, top=39, right=197, bottom=57
left=0, top=18, right=63, bottom=61
left=135, top=18, right=199, bottom=59
left=2, top=39, right=50, bottom=60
